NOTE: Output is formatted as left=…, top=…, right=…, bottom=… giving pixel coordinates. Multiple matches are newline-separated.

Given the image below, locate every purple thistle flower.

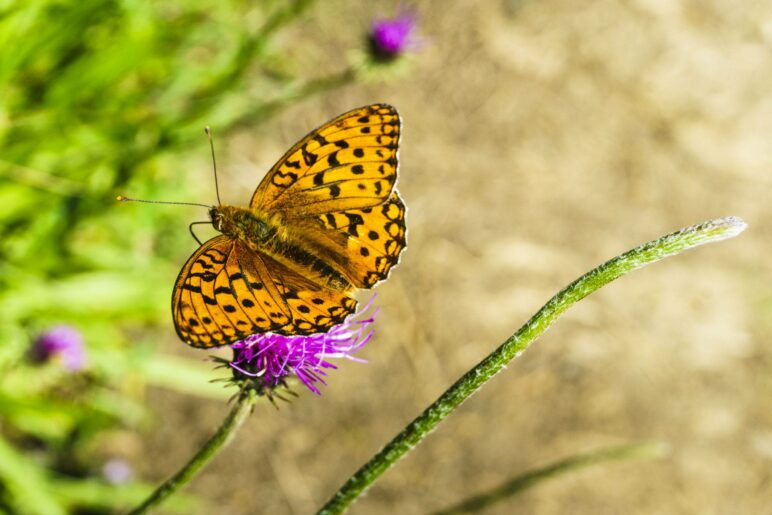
left=369, top=12, right=419, bottom=60
left=30, top=325, right=86, bottom=371
left=102, top=458, right=133, bottom=485
left=229, top=297, right=378, bottom=395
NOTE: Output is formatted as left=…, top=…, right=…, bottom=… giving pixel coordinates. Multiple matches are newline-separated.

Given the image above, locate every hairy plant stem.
left=316, top=216, right=747, bottom=514
left=127, top=388, right=257, bottom=515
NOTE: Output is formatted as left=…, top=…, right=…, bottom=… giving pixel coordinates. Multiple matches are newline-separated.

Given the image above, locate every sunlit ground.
left=139, top=2, right=772, bottom=513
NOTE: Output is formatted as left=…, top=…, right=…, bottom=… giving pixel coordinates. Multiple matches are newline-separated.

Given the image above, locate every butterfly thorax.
left=210, top=205, right=281, bottom=244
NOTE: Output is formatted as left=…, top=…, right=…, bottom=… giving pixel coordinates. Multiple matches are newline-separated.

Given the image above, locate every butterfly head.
left=209, top=206, right=225, bottom=232
left=209, top=204, right=277, bottom=243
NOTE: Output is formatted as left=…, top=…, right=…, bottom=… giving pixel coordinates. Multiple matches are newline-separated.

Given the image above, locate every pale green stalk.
left=432, top=442, right=667, bottom=515
left=127, top=388, right=257, bottom=515
left=316, top=216, right=746, bottom=514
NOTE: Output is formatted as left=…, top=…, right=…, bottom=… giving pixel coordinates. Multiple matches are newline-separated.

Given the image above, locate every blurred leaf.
left=141, top=354, right=232, bottom=400
left=0, top=393, right=79, bottom=441
left=0, top=271, right=169, bottom=320
left=0, top=436, right=65, bottom=515
left=49, top=477, right=197, bottom=513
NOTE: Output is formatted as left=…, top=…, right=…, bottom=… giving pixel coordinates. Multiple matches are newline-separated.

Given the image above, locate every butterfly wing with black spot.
left=173, top=236, right=360, bottom=346
left=172, top=236, right=293, bottom=348
left=310, top=190, right=407, bottom=288
left=258, top=252, right=359, bottom=335
left=249, top=103, right=401, bottom=216
left=247, top=103, right=407, bottom=290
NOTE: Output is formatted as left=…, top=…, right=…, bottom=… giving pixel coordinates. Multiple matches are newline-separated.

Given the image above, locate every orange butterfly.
left=172, top=104, right=406, bottom=348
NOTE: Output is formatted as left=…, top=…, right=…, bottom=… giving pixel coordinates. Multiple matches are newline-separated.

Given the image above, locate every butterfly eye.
left=208, top=208, right=222, bottom=231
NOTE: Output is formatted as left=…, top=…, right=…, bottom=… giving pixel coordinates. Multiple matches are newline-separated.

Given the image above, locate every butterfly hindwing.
left=173, top=236, right=361, bottom=346
left=173, top=236, right=292, bottom=348
left=304, top=191, right=407, bottom=288
left=250, top=104, right=400, bottom=216
left=259, top=253, right=359, bottom=334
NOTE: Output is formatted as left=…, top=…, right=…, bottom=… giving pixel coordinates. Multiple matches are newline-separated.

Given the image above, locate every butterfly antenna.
left=205, top=127, right=222, bottom=206
left=115, top=195, right=210, bottom=209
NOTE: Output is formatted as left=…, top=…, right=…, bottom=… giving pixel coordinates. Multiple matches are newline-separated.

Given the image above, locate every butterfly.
left=172, top=104, right=407, bottom=348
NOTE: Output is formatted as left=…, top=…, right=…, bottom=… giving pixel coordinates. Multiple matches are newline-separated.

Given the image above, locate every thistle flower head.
left=229, top=298, right=378, bottom=395
left=102, top=458, right=133, bottom=485
left=369, top=12, right=419, bottom=60
left=30, top=325, right=86, bottom=371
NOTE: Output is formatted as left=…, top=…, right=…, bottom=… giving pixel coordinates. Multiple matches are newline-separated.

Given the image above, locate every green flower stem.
left=432, top=442, right=666, bottom=515
left=127, top=388, right=257, bottom=515
left=317, top=216, right=747, bottom=515
left=229, top=68, right=357, bottom=133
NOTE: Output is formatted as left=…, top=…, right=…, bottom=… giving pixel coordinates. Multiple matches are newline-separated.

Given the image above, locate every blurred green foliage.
left=0, top=0, right=366, bottom=512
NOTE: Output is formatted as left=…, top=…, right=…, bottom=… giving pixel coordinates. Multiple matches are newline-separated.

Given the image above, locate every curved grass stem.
left=127, top=387, right=257, bottom=515
left=316, top=216, right=747, bottom=514
left=432, top=442, right=667, bottom=515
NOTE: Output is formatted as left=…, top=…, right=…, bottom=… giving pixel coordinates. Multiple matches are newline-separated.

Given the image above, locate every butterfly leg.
left=188, top=221, right=210, bottom=246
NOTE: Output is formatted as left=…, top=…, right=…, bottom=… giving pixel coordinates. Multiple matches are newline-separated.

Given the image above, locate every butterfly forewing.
left=250, top=103, right=406, bottom=288
left=250, top=104, right=400, bottom=215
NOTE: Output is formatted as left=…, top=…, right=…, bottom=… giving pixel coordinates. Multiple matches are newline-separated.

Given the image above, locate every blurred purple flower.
left=369, top=12, right=419, bottom=59
left=30, top=325, right=86, bottom=371
left=102, top=458, right=133, bottom=485
left=229, top=298, right=378, bottom=395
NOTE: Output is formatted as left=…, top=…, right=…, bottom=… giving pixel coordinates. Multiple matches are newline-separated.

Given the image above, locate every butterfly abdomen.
left=268, top=237, right=352, bottom=291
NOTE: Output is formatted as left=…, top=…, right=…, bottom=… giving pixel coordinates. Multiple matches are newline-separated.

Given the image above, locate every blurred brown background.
left=144, top=1, right=772, bottom=513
